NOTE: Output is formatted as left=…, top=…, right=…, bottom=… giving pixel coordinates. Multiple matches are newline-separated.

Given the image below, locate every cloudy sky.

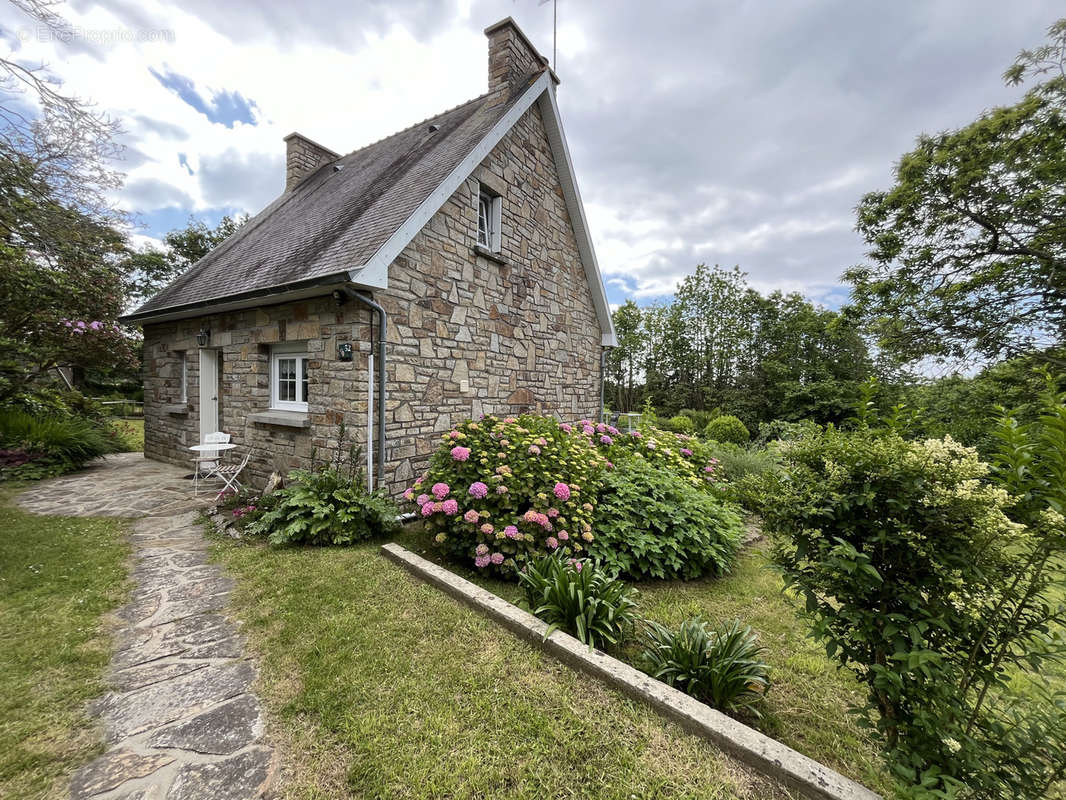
left=3, top=0, right=1062, bottom=309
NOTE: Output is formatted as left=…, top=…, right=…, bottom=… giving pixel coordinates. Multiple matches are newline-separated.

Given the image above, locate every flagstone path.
left=17, top=453, right=276, bottom=800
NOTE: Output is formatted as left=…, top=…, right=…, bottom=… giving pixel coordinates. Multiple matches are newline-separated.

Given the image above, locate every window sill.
left=249, top=410, right=310, bottom=428
left=163, top=403, right=189, bottom=416
left=472, top=245, right=509, bottom=266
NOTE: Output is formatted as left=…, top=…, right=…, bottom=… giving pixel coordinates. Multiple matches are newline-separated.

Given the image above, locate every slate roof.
left=129, top=83, right=533, bottom=319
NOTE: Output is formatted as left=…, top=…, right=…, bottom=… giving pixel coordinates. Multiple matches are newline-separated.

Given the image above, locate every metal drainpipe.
left=343, top=286, right=386, bottom=491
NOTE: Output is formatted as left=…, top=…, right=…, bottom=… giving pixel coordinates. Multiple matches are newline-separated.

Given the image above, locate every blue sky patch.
left=149, top=66, right=259, bottom=128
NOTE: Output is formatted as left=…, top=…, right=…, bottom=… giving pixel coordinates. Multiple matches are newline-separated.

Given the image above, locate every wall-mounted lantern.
left=196, top=328, right=211, bottom=347
left=337, top=342, right=353, bottom=362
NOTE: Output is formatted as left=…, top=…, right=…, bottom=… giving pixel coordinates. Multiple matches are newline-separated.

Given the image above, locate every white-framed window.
left=270, top=342, right=310, bottom=412
left=177, top=351, right=187, bottom=403
left=477, top=185, right=502, bottom=252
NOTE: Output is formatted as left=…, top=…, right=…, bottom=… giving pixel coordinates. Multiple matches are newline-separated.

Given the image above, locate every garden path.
left=17, top=453, right=276, bottom=800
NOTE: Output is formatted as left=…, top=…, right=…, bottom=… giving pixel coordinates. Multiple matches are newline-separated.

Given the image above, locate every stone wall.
left=142, top=297, right=374, bottom=489
left=143, top=100, right=602, bottom=496
left=378, top=99, right=603, bottom=494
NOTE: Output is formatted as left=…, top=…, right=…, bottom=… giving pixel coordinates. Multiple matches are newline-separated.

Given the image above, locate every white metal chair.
left=207, top=452, right=251, bottom=498
left=193, top=432, right=230, bottom=495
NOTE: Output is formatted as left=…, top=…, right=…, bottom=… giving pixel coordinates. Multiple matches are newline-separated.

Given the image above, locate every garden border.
left=381, top=542, right=881, bottom=800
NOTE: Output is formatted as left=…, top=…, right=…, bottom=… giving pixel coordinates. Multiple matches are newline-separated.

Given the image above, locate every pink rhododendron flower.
left=537, top=513, right=552, bottom=530
left=497, top=452, right=506, bottom=459
left=630, top=430, right=643, bottom=438
left=558, top=530, right=569, bottom=541
left=568, top=558, right=583, bottom=572
left=449, top=430, right=460, bottom=439
left=463, top=509, right=479, bottom=524
left=600, top=435, right=613, bottom=445
left=474, top=555, right=490, bottom=568
left=528, top=445, right=541, bottom=455
left=681, top=448, right=693, bottom=457
left=596, top=423, right=606, bottom=433
left=403, top=489, right=414, bottom=501
left=450, top=446, right=471, bottom=461
left=468, top=481, right=488, bottom=498
left=480, top=523, right=495, bottom=535
left=504, top=525, right=519, bottom=539
left=442, top=499, right=459, bottom=515
left=647, top=441, right=657, bottom=450
left=523, top=509, right=539, bottom=524
left=547, top=508, right=560, bottom=518
left=536, top=437, right=547, bottom=446
left=546, top=537, right=559, bottom=550
left=504, top=416, right=518, bottom=423
left=421, top=503, right=434, bottom=517
left=496, top=485, right=509, bottom=495
left=432, top=482, right=450, bottom=499
left=553, top=482, right=571, bottom=501
left=704, top=465, right=715, bottom=473
left=416, top=493, right=429, bottom=506
left=582, top=425, right=595, bottom=435
left=490, top=552, right=504, bottom=565
left=476, top=544, right=489, bottom=556
left=560, top=423, right=572, bottom=433
left=606, top=461, right=615, bottom=469
left=607, top=425, right=619, bottom=436
left=433, top=502, right=444, bottom=513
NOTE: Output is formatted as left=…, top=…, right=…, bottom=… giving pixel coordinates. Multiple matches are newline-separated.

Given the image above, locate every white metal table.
left=189, top=442, right=237, bottom=494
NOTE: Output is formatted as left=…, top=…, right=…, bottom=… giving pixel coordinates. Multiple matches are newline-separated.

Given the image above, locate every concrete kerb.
left=380, top=542, right=881, bottom=800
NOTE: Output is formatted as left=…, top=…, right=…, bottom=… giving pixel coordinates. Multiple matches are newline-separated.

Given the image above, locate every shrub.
left=703, top=414, right=749, bottom=444
left=589, top=457, right=743, bottom=580
left=405, top=415, right=607, bottom=575
left=639, top=618, right=770, bottom=716
left=249, top=466, right=399, bottom=546
left=590, top=423, right=724, bottom=488
left=518, top=553, right=640, bottom=649
left=663, top=414, right=695, bottom=434
left=679, top=408, right=718, bottom=431
left=764, top=421, right=1066, bottom=799
left=0, top=408, right=117, bottom=479
left=703, top=441, right=776, bottom=482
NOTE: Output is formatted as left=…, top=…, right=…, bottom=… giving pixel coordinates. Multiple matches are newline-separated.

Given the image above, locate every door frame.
left=198, top=348, right=219, bottom=442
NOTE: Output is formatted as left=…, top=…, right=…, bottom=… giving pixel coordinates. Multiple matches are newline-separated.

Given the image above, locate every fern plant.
left=518, top=554, right=640, bottom=650
left=638, top=618, right=770, bottom=717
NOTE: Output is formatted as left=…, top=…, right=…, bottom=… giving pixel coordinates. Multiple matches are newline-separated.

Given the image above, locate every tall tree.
left=846, top=19, right=1066, bottom=367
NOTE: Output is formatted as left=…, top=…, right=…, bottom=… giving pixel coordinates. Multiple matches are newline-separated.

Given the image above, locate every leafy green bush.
left=678, top=408, right=718, bottom=431
left=663, top=414, right=695, bottom=434
left=405, top=415, right=606, bottom=575
left=0, top=408, right=118, bottom=479
left=589, top=457, right=743, bottom=580
left=703, top=415, right=749, bottom=444
left=518, top=553, right=639, bottom=649
left=764, top=420, right=1066, bottom=799
left=639, top=618, right=770, bottom=716
left=249, top=466, right=399, bottom=546
left=704, top=441, right=776, bottom=482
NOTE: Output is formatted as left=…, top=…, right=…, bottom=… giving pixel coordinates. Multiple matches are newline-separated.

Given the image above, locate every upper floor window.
left=477, top=185, right=502, bottom=252
left=271, top=342, right=309, bottom=412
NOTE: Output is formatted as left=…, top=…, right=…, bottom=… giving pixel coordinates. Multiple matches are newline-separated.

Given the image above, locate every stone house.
left=122, top=18, right=616, bottom=495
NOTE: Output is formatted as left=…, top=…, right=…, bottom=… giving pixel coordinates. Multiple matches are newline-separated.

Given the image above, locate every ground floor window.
left=271, top=343, right=309, bottom=412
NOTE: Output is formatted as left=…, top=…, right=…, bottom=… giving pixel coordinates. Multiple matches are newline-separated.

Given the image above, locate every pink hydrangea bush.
left=575, top=420, right=721, bottom=487
left=404, top=414, right=607, bottom=575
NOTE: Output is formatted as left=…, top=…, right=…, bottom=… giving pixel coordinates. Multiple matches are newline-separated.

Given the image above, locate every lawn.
left=0, top=488, right=130, bottom=800
left=212, top=534, right=795, bottom=800
left=393, top=527, right=895, bottom=797
left=109, top=418, right=144, bottom=452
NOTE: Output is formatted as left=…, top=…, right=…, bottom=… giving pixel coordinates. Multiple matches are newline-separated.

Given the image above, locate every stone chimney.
left=283, top=132, right=340, bottom=192
left=484, top=17, right=551, bottom=97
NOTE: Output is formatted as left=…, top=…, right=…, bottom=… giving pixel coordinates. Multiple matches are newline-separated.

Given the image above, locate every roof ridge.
left=336, top=90, right=495, bottom=161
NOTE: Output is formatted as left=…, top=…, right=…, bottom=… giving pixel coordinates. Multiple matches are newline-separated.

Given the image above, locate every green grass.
left=0, top=488, right=130, bottom=800
left=212, top=535, right=794, bottom=800
left=109, top=418, right=143, bottom=452
left=393, top=527, right=894, bottom=797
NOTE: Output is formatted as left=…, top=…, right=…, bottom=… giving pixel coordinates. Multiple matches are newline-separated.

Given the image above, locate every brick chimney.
left=282, top=132, right=340, bottom=192
left=484, top=17, right=551, bottom=97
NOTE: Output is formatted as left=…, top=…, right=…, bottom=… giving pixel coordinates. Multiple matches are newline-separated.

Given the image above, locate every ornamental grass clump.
left=405, top=415, right=607, bottom=575
left=638, top=618, right=770, bottom=717
left=518, top=553, right=639, bottom=650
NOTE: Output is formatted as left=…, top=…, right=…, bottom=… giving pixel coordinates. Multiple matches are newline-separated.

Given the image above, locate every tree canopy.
left=846, top=20, right=1066, bottom=367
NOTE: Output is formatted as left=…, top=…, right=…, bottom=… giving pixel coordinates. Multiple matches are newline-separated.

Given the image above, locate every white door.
left=199, top=349, right=219, bottom=442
